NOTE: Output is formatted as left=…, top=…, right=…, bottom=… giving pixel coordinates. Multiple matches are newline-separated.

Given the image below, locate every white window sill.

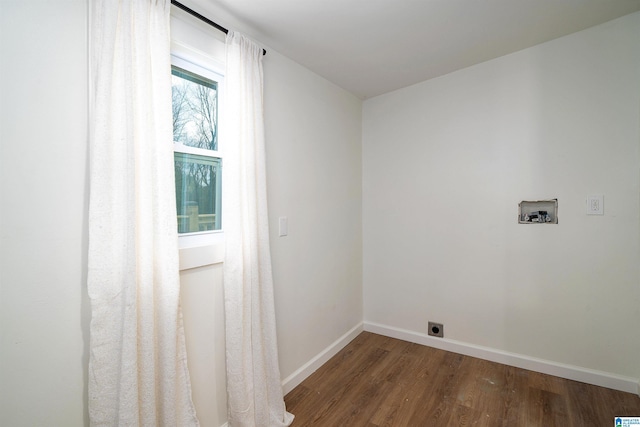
left=178, top=232, right=225, bottom=270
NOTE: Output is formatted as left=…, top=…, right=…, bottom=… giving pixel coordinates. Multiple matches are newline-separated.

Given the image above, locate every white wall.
left=363, top=12, right=640, bottom=382
left=263, top=50, right=363, bottom=383
left=0, top=1, right=89, bottom=426
left=180, top=263, right=228, bottom=427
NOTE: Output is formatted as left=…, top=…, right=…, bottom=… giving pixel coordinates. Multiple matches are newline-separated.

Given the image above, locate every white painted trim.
left=178, top=242, right=225, bottom=270
left=281, top=322, right=364, bottom=395
left=364, top=321, right=639, bottom=395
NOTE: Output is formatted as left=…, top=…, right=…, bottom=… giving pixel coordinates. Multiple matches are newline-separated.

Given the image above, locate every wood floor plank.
left=525, top=388, right=569, bottom=427
left=285, top=332, right=640, bottom=426
left=497, top=365, right=529, bottom=426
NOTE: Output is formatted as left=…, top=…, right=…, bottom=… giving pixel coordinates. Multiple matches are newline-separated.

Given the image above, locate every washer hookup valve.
left=523, top=210, right=551, bottom=223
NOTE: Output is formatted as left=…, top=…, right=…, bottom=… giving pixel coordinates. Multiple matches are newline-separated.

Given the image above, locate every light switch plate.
left=586, top=195, right=604, bottom=215
left=278, top=216, right=288, bottom=236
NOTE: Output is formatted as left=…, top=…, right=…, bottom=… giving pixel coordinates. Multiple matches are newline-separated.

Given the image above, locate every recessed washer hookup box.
left=518, top=199, right=558, bottom=224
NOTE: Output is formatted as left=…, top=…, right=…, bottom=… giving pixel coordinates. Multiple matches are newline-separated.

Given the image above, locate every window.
left=170, top=8, right=227, bottom=266
left=171, top=61, right=223, bottom=236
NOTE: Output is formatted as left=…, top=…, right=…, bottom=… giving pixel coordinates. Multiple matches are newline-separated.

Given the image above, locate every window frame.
left=171, top=53, right=226, bottom=251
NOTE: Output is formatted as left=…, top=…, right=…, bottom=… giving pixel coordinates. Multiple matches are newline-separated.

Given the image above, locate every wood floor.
left=284, top=332, right=640, bottom=426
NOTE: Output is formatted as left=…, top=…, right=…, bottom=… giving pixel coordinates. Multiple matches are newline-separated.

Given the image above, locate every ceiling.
left=188, top=0, right=640, bottom=99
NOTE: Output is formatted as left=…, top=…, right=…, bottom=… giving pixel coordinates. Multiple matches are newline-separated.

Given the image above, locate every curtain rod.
left=170, top=0, right=267, bottom=56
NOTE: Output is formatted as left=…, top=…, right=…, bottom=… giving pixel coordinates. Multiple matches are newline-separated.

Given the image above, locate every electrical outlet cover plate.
left=586, top=195, right=604, bottom=215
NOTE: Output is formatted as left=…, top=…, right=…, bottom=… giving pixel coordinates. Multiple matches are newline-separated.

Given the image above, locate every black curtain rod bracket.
left=171, top=0, right=267, bottom=56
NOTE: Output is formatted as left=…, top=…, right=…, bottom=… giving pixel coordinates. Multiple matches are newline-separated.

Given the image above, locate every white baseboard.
left=364, top=321, right=639, bottom=396
left=281, top=322, right=363, bottom=395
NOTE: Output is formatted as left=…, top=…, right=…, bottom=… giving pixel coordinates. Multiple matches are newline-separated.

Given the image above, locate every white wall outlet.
left=586, top=195, right=604, bottom=215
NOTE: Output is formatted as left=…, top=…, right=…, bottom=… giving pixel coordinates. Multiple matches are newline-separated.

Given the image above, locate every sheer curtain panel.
left=223, top=31, right=294, bottom=427
left=88, top=1, right=199, bottom=425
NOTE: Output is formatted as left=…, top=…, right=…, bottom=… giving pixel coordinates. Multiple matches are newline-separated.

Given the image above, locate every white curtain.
left=88, top=1, right=199, bottom=425
left=223, top=31, right=294, bottom=427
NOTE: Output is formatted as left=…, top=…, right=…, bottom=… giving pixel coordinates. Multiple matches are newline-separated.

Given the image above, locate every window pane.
left=175, top=152, right=221, bottom=233
left=171, top=66, right=218, bottom=150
